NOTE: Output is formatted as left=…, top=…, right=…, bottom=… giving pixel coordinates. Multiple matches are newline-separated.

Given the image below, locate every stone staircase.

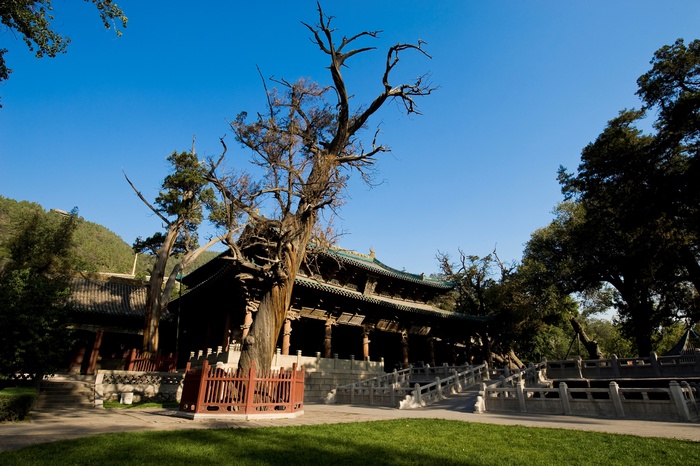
left=35, top=374, right=96, bottom=411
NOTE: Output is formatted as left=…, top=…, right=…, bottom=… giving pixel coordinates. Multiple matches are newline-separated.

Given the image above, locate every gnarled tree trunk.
left=569, top=317, right=603, bottom=360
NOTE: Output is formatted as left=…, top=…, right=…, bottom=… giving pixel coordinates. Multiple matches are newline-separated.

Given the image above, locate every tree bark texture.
left=569, top=317, right=603, bottom=359
left=142, top=222, right=180, bottom=354
left=238, top=231, right=307, bottom=373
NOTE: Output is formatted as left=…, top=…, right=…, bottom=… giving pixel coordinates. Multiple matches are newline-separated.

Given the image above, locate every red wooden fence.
left=124, top=349, right=178, bottom=372
left=179, top=360, right=305, bottom=418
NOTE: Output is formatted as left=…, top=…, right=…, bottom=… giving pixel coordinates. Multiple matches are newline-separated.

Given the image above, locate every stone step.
left=36, top=375, right=96, bottom=410
left=35, top=398, right=94, bottom=409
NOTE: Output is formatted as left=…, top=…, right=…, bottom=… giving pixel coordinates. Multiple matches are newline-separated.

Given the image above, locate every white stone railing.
left=329, top=363, right=489, bottom=408
left=475, top=379, right=699, bottom=421
left=482, top=361, right=548, bottom=389
left=545, top=351, right=700, bottom=380
left=187, top=347, right=385, bottom=373
left=398, top=363, right=489, bottom=409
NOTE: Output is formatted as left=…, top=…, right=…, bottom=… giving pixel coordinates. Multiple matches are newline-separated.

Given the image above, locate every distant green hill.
left=0, top=196, right=218, bottom=277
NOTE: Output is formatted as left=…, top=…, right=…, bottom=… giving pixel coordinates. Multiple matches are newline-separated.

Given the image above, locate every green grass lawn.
left=0, top=418, right=698, bottom=465
left=0, top=387, right=36, bottom=396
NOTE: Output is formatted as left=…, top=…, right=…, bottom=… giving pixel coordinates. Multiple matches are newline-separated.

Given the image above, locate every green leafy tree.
left=207, top=5, right=434, bottom=373
left=0, top=209, right=78, bottom=380
left=437, top=249, right=575, bottom=364
left=0, top=0, right=127, bottom=106
left=580, top=318, right=635, bottom=358
left=636, top=39, right=700, bottom=312
left=126, top=150, right=239, bottom=354
left=543, top=39, right=700, bottom=355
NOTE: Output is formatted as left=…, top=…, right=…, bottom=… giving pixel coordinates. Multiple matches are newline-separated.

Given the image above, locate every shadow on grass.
left=1, top=419, right=699, bottom=465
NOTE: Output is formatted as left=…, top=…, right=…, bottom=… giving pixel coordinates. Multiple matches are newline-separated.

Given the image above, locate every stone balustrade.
left=330, top=363, right=489, bottom=409
left=545, top=352, right=700, bottom=380
left=476, top=379, right=699, bottom=421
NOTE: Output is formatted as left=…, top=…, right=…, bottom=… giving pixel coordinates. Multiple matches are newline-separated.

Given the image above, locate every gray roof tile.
left=68, top=276, right=147, bottom=318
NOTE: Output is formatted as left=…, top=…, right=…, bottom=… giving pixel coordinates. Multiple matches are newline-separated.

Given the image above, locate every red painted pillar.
left=196, top=360, right=209, bottom=413
left=282, top=318, right=292, bottom=355
left=86, top=330, right=104, bottom=375
left=401, top=331, right=409, bottom=368
left=428, top=337, right=436, bottom=367
left=362, top=330, right=371, bottom=361
left=324, top=319, right=333, bottom=358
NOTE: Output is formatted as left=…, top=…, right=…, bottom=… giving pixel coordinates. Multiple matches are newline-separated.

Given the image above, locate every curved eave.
left=295, top=276, right=488, bottom=323
left=323, top=249, right=454, bottom=290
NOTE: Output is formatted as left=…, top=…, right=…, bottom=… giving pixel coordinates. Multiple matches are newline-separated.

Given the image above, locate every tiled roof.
left=183, top=247, right=455, bottom=290
left=295, top=276, right=489, bottom=323
left=68, top=275, right=148, bottom=318
left=322, top=248, right=454, bottom=289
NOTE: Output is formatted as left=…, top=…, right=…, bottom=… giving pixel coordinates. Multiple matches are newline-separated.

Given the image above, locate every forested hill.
left=0, top=196, right=218, bottom=277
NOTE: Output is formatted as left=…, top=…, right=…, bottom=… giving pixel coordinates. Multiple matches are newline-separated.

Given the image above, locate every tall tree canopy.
left=438, top=249, right=575, bottom=365
left=542, top=39, right=700, bottom=355
left=0, top=0, right=127, bottom=105
left=127, top=150, right=238, bottom=354
left=206, top=5, right=435, bottom=372
left=0, top=208, right=78, bottom=378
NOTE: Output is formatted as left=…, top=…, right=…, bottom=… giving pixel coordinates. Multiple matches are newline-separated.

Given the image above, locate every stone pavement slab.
left=1, top=395, right=698, bottom=453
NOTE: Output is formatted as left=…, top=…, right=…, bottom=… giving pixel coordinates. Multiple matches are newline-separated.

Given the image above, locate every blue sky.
left=1, top=1, right=699, bottom=276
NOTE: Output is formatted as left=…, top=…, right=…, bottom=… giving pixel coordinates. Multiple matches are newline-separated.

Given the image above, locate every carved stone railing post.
left=609, top=381, right=624, bottom=418
left=558, top=382, right=571, bottom=415
left=414, top=383, right=422, bottom=406
left=474, top=382, right=487, bottom=413
left=516, top=380, right=527, bottom=413
left=574, top=356, right=583, bottom=379
left=611, top=354, right=621, bottom=378
left=649, top=352, right=662, bottom=377
left=669, top=381, right=691, bottom=421
left=681, top=381, right=697, bottom=405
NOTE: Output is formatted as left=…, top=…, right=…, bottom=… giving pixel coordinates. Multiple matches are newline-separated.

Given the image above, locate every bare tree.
left=207, top=5, right=435, bottom=372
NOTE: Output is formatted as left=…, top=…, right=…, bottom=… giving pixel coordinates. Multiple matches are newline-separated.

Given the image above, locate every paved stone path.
left=1, top=391, right=698, bottom=452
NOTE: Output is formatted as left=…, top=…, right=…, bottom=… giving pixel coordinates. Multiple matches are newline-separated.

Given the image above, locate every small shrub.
left=0, top=388, right=37, bottom=422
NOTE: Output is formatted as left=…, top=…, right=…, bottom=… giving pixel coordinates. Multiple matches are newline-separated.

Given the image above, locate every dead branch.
left=123, top=170, right=170, bottom=226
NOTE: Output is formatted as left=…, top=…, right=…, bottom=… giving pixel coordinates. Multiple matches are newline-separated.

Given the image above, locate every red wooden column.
left=324, top=318, right=333, bottom=358
left=362, top=328, right=371, bottom=361
left=223, top=312, right=233, bottom=351
left=86, top=329, right=104, bottom=375
left=400, top=331, right=409, bottom=368
left=282, top=318, right=292, bottom=355
left=428, top=337, right=436, bottom=367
